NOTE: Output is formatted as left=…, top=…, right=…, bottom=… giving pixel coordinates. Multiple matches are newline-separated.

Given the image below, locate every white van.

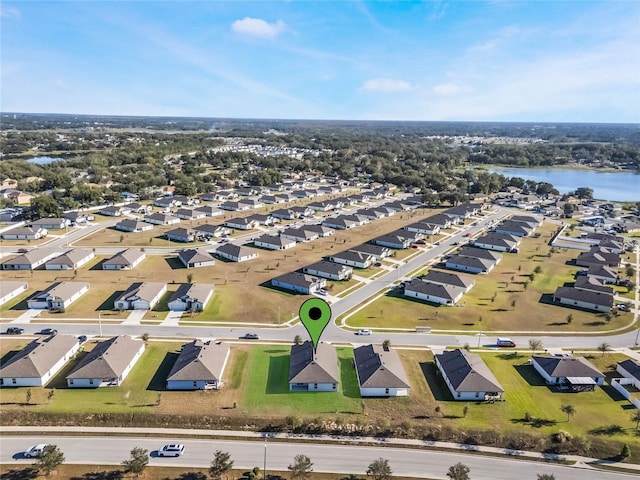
left=24, top=444, right=47, bottom=458
left=497, top=338, right=516, bottom=347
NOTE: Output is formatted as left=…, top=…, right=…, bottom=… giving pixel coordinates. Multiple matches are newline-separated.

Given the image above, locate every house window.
left=193, top=381, right=197, bottom=387
left=385, top=388, right=390, bottom=395
left=333, top=384, right=337, bottom=390
left=314, top=383, right=318, bottom=389
left=89, top=379, right=94, bottom=385
left=457, top=392, right=461, bottom=398
left=12, top=378, right=16, bottom=384
left=475, top=392, right=480, bottom=398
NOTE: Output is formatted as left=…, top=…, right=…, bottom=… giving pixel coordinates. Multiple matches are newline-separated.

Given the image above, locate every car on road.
left=242, top=333, right=260, bottom=340
left=5, top=327, right=24, bottom=335
left=24, top=444, right=47, bottom=458
left=355, top=329, right=372, bottom=336
left=38, top=328, right=58, bottom=335
left=496, top=337, right=516, bottom=347
left=77, top=335, right=88, bottom=343
left=434, top=241, right=441, bottom=245
left=157, top=444, right=185, bottom=457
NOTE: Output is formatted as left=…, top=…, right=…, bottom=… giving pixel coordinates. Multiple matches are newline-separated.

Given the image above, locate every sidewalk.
left=3, top=426, right=639, bottom=472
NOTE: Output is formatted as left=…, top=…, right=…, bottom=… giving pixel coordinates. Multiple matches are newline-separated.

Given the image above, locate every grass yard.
left=345, top=221, right=635, bottom=333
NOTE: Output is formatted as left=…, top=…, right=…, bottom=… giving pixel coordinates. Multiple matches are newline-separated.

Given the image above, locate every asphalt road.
left=3, top=435, right=634, bottom=480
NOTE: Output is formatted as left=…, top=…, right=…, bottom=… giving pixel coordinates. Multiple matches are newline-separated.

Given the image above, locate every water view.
left=27, top=156, right=63, bottom=165
left=488, top=167, right=640, bottom=202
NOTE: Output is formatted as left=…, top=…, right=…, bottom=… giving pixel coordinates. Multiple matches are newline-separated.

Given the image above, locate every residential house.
left=373, top=234, right=412, bottom=250
left=63, top=211, right=90, bottom=224
left=194, top=205, right=224, bottom=217
left=423, top=214, right=452, bottom=229
left=66, top=336, right=145, bottom=388
left=353, top=344, right=410, bottom=397
left=272, top=272, right=326, bottom=294
left=144, top=213, right=180, bottom=226
left=308, top=201, right=337, bottom=212
left=288, top=341, right=339, bottom=391
left=126, top=202, right=152, bottom=214
left=0, top=281, right=28, bottom=307
left=166, top=340, right=230, bottom=390
left=115, top=219, right=153, bottom=233
left=99, top=205, right=130, bottom=217
left=495, top=220, right=535, bottom=237
left=445, top=255, right=497, bottom=274
left=280, top=227, right=318, bottom=243
left=219, top=201, right=250, bottom=211
left=0, top=226, right=47, bottom=240
left=419, top=270, right=475, bottom=292
left=349, top=243, right=391, bottom=260
left=303, top=261, right=353, bottom=281
left=1, top=249, right=60, bottom=271
left=576, top=246, right=621, bottom=268
left=456, top=246, right=503, bottom=263
left=327, top=250, right=374, bottom=269
left=0, top=335, right=80, bottom=387
left=356, top=208, right=386, bottom=221
left=0, top=188, right=31, bottom=205
left=473, top=233, right=521, bottom=253
left=102, top=249, right=146, bottom=270
left=246, top=214, right=276, bottom=226
left=574, top=276, right=614, bottom=295
left=322, top=216, right=358, bottom=230
left=444, top=203, right=481, bottom=221
left=31, top=218, right=69, bottom=230
left=254, top=234, right=296, bottom=251
left=510, top=215, right=543, bottom=227
left=435, top=349, right=504, bottom=401
left=193, top=224, right=230, bottom=239
left=403, top=279, right=465, bottom=306
left=587, top=265, right=618, bottom=284
left=260, top=195, right=287, bottom=204
left=552, top=286, right=613, bottom=312
left=531, top=356, right=605, bottom=391
left=45, top=249, right=94, bottom=270
left=166, top=227, right=196, bottom=243
left=616, top=360, right=640, bottom=390
left=114, top=282, right=167, bottom=310
left=300, top=224, right=334, bottom=238
left=404, top=222, right=441, bottom=236
left=224, top=217, right=257, bottom=230
left=178, top=248, right=215, bottom=269
left=290, top=206, right=315, bottom=218
left=385, top=201, right=412, bottom=212
left=174, top=208, right=206, bottom=221
left=27, top=282, right=90, bottom=310
left=154, top=197, right=177, bottom=208
left=168, top=283, right=215, bottom=311
left=216, top=243, right=259, bottom=262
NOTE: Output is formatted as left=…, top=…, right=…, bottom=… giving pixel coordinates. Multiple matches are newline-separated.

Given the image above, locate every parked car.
left=355, top=329, right=372, bottom=336
left=616, top=303, right=629, bottom=312
left=5, top=327, right=24, bottom=335
left=24, top=444, right=47, bottom=458
left=38, top=328, right=58, bottom=335
left=242, top=333, right=260, bottom=340
left=77, top=335, right=88, bottom=343
left=317, top=289, right=328, bottom=296
left=158, top=444, right=185, bottom=457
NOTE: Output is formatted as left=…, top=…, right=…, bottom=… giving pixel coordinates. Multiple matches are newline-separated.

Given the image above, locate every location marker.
left=299, top=298, right=332, bottom=352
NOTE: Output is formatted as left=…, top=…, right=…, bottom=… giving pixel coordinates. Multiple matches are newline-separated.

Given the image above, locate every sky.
left=1, top=1, right=639, bottom=123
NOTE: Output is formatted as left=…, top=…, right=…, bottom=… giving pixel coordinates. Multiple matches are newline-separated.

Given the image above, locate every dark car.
left=38, top=328, right=58, bottom=335
left=6, top=327, right=25, bottom=335
left=242, top=333, right=260, bottom=340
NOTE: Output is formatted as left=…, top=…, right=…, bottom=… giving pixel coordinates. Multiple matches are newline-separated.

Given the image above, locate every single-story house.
left=616, top=359, right=640, bottom=389
left=290, top=206, right=315, bottom=218
left=403, top=279, right=466, bottom=306
left=194, top=205, right=224, bottom=217
left=65, top=335, right=145, bottom=388
left=254, top=234, right=296, bottom=251
left=0, top=226, right=47, bottom=240
left=114, top=282, right=167, bottom=310
left=587, top=264, right=618, bottom=284
left=308, top=201, right=337, bottom=212
left=45, top=248, right=95, bottom=270
left=322, top=216, right=359, bottom=230
left=115, top=219, right=153, bottom=233
left=419, top=270, right=475, bottom=292
left=154, top=197, right=177, bottom=208
left=168, top=283, right=215, bottom=311
left=246, top=214, right=276, bottom=226
left=300, top=224, right=334, bottom=238
left=144, top=213, right=181, bottom=226
left=0, top=335, right=80, bottom=387
left=353, top=344, right=410, bottom=397
left=350, top=243, right=391, bottom=260
left=63, top=211, right=91, bottom=224
left=216, top=243, right=259, bottom=262
left=423, top=214, right=453, bottom=229
left=99, top=205, right=129, bottom=217
left=174, top=208, right=206, bottom=221
left=280, top=227, right=318, bottom=243
left=356, top=208, right=386, bottom=221
left=385, top=201, right=412, bottom=212
left=166, top=340, right=230, bottom=390
left=328, top=250, right=374, bottom=269
left=178, top=248, right=215, bottom=268
left=260, top=195, right=287, bottom=204
left=552, top=286, right=613, bottom=312
left=31, top=217, right=69, bottom=230
left=289, top=341, right=339, bottom=391
left=0, top=281, right=28, bottom=307
left=219, top=201, right=251, bottom=211
left=444, top=203, right=481, bottom=221
left=373, top=234, right=412, bottom=250
left=531, top=356, right=605, bottom=391
left=302, top=260, right=353, bottom=281
left=193, top=224, right=230, bottom=238
left=435, top=349, right=504, bottom=401
left=27, top=282, right=90, bottom=310
left=271, top=208, right=298, bottom=220
left=404, top=222, right=441, bottom=236
left=166, top=227, right=196, bottom=243
left=236, top=187, right=258, bottom=196
left=272, top=272, right=326, bottom=294
left=456, top=246, right=503, bottom=263
left=0, top=249, right=60, bottom=270
left=445, top=255, right=496, bottom=274
left=125, top=202, right=152, bottom=214
left=224, top=217, right=257, bottom=230
left=576, top=246, right=621, bottom=268
left=574, top=276, right=614, bottom=295
left=102, top=249, right=146, bottom=270
left=495, top=220, right=535, bottom=237
left=510, top=215, right=543, bottom=227
left=473, top=233, right=521, bottom=253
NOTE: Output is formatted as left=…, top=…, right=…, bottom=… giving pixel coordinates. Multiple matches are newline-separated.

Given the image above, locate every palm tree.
left=632, top=410, right=640, bottom=430
left=561, top=404, right=576, bottom=422
left=598, top=342, right=611, bottom=357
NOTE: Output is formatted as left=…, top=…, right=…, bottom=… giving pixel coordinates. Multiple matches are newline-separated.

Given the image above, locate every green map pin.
left=299, top=298, right=332, bottom=352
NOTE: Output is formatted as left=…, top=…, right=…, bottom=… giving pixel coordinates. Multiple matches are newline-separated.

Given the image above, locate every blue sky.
left=1, top=1, right=639, bottom=122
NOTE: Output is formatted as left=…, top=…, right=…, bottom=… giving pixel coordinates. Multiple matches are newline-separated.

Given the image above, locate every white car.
left=24, top=444, right=47, bottom=458
left=158, top=444, right=185, bottom=457
left=355, top=329, right=372, bottom=336
left=317, top=289, right=328, bottom=296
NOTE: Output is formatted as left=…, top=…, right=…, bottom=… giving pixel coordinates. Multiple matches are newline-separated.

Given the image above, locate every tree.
left=632, top=410, right=640, bottom=430
left=47, top=389, right=55, bottom=403
left=288, top=454, right=313, bottom=480
left=446, top=462, right=471, bottom=480
left=529, top=339, right=543, bottom=353
left=561, top=404, right=576, bottom=422
left=574, top=187, right=594, bottom=199
left=366, top=458, right=392, bottom=480
left=537, top=475, right=556, bottom=480
left=598, top=342, right=610, bottom=357
left=25, top=388, right=32, bottom=405
left=209, top=450, right=234, bottom=480
left=382, top=339, right=391, bottom=349
left=620, top=443, right=631, bottom=460
left=293, top=334, right=302, bottom=345
left=122, top=447, right=149, bottom=477
left=187, top=273, right=193, bottom=284
left=462, top=405, right=468, bottom=418
left=566, top=314, right=573, bottom=324
left=34, top=444, right=64, bottom=476
left=29, top=194, right=62, bottom=220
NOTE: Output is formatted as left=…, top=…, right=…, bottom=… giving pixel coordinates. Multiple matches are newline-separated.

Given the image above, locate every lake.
left=27, top=156, right=63, bottom=165
left=488, top=167, right=640, bottom=202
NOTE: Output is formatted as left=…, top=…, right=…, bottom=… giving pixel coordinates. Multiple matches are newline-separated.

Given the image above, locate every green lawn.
left=242, top=345, right=363, bottom=416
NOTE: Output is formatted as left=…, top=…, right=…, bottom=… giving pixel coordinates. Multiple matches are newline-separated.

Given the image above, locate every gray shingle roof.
left=288, top=341, right=339, bottom=384
left=532, top=356, right=604, bottom=379
left=103, top=249, right=145, bottom=267
left=353, top=344, right=410, bottom=389
left=178, top=248, right=214, bottom=264
left=457, top=246, right=502, bottom=261
left=435, top=349, right=504, bottom=393
left=167, top=340, right=230, bottom=382
left=419, top=270, right=475, bottom=289
left=553, top=286, right=613, bottom=308
left=618, top=359, right=640, bottom=381
left=0, top=335, right=78, bottom=378
left=66, top=335, right=144, bottom=380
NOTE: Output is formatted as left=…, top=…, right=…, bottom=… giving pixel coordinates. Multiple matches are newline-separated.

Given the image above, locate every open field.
left=1, top=204, right=443, bottom=324
left=345, top=222, right=635, bottom=332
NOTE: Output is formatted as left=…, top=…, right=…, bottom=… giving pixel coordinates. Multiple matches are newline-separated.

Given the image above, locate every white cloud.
left=0, top=6, right=20, bottom=18
left=231, top=17, right=286, bottom=39
left=432, top=82, right=469, bottom=96
left=360, top=78, right=413, bottom=93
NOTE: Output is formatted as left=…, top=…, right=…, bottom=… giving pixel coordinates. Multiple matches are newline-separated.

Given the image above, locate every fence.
left=611, top=378, right=640, bottom=409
